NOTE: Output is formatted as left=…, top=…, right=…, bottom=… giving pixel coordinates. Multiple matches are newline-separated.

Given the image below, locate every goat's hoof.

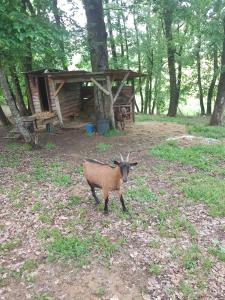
left=104, top=210, right=109, bottom=215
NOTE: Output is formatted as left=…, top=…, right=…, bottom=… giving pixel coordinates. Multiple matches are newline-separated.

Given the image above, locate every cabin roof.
left=24, top=69, right=145, bottom=81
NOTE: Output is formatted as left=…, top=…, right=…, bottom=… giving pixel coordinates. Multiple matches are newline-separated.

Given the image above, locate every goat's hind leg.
left=88, top=181, right=100, bottom=205
left=120, top=194, right=128, bottom=212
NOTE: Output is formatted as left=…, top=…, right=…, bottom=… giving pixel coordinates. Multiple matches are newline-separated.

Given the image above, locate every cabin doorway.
left=38, top=77, right=49, bottom=111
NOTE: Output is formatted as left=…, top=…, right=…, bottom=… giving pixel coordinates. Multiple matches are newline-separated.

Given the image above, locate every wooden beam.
left=90, top=77, right=110, bottom=95
left=54, top=81, right=65, bottom=97
left=49, top=79, right=63, bottom=127
left=113, top=72, right=130, bottom=103
left=106, top=76, right=115, bottom=129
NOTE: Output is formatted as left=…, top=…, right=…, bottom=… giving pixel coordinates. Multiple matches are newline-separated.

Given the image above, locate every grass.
left=0, top=238, right=21, bottom=252
left=188, top=124, right=225, bottom=139
left=126, top=178, right=156, bottom=203
left=148, top=263, right=162, bottom=275
left=148, top=240, right=161, bottom=249
left=44, top=142, right=56, bottom=150
left=182, top=244, right=201, bottom=270
left=149, top=141, right=225, bottom=171
left=74, top=166, right=83, bottom=174
left=104, top=129, right=121, bottom=137
left=32, top=202, right=42, bottom=212
left=46, top=232, right=123, bottom=265
left=68, top=195, right=81, bottom=206
left=31, top=293, right=53, bottom=300
left=182, top=173, right=225, bottom=216
left=96, top=142, right=111, bottom=151
left=208, top=241, right=225, bottom=262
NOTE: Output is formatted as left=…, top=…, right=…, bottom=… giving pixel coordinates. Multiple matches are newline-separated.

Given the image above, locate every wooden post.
left=90, top=77, right=110, bottom=95
left=49, top=79, right=63, bottom=127
left=113, top=72, right=130, bottom=103
left=131, top=79, right=135, bottom=122
left=106, top=76, right=115, bottom=129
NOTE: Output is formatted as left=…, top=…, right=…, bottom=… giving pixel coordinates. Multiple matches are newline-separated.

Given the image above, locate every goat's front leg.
left=120, top=194, right=128, bottom=212
left=104, top=197, right=109, bottom=215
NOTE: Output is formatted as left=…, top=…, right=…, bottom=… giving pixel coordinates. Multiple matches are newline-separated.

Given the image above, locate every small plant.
left=182, top=244, right=201, bottom=270
left=31, top=292, right=53, bottom=300
left=32, top=202, right=42, bottom=212
left=96, top=142, right=111, bottom=151
left=104, top=129, right=120, bottom=137
left=148, top=240, right=161, bottom=249
left=74, top=166, right=83, bottom=174
left=52, top=174, right=71, bottom=186
left=126, top=185, right=156, bottom=203
left=68, top=195, right=81, bottom=206
left=38, top=213, right=53, bottom=224
left=0, top=238, right=21, bottom=252
left=208, top=241, right=225, bottom=262
left=45, top=143, right=56, bottom=150
left=148, top=263, right=162, bottom=275
left=178, top=281, right=195, bottom=299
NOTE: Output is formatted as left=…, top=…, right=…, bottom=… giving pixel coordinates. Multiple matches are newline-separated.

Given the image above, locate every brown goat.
left=114, top=107, right=127, bottom=130
left=83, top=153, right=137, bottom=214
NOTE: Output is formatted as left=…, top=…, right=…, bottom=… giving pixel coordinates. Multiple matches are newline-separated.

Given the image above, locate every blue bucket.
left=84, top=123, right=94, bottom=134
left=96, top=119, right=110, bottom=135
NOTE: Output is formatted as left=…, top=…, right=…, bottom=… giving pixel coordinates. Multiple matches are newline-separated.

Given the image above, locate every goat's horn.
left=126, top=152, right=130, bottom=162
left=120, top=153, right=124, bottom=161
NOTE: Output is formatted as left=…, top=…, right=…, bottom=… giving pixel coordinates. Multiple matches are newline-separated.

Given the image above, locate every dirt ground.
left=1, top=121, right=225, bottom=300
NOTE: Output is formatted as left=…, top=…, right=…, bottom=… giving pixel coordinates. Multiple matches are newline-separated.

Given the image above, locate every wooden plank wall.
left=28, top=76, right=41, bottom=113
left=58, top=83, right=81, bottom=118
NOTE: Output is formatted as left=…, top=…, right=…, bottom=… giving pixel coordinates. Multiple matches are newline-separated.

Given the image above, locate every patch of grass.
left=5, top=143, right=32, bottom=151
left=126, top=182, right=156, bottom=203
left=31, top=293, right=53, bottom=300
left=189, top=124, right=225, bottom=139
left=148, top=240, right=161, bottom=249
left=148, top=263, right=162, bottom=275
left=32, top=202, right=42, bottom=212
left=136, top=114, right=208, bottom=126
left=182, top=244, right=201, bottom=270
left=178, top=281, right=195, bottom=300
left=21, top=259, right=38, bottom=273
left=96, top=142, right=111, bottom=151
left=38, top=213, right=53, bottom=224
left=44, top=143, right=56, bottom=150
left=46, top=232, right=123, bottom=265
left=74, top=166, right=83, bottom=174
left=0, top=153, right=18, bottom=168
left=171, top=218, right=197, bottom=239
left=0, top=267, right=8, bottom=287
left=52, top=174, right=71, bottom=186
left=68, top=195, right=81, bottom=206
left=104, top=129, right=120, bottom=137
left=149, top=142, right=225, bottom=171
left=0, top=238, right=21, bottom=252
left=182, top=173, right=225, bottom=216
left=208, top=241, right=225, bottom=262
left=37, top=228, right=61, bottom=240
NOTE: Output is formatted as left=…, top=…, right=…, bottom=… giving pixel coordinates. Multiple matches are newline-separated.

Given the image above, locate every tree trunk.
left=133, top=10, right=144, bottom=112
left=207, top=46, right=218, bottom=115
left=196, top=37, right=205, bottom=115
left=82, top=0, right=115, bottom=127
left=210, top=17, right=225, bottom=125
left=163, top=7, right=178, bottom=117
left=116, top=9, right=125, bottom=60
left=121, top=4, right=130, bottom=69
left=0, top=105, right=11, bottom=126
left=105, top=0, right=118, bottom=68
left=144, top=78, right=150, bottom=114
left=52, top=0, right=68, bottom=70
left=0, top=68, right=35, bottom=145
left=10, top=67, right=29, bottom=116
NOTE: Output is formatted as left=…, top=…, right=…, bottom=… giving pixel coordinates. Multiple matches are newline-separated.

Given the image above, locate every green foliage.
left=32, top=202, right=42, bottom=212
left=44, top=143, right=56, bottom=150
left=0, top=238, right=21, bottom=252
left=189, top=125, right=225, bottom=139
left=68, top=195, right=81, bottom=206
left=149, top=142, right=225, bottom=171
left=209, top=241, right=225, bottom=262
left=96, top=143, right=111, bottom=151
left=104, top=129, right=121, bottom=137
left=182, top=244, right=201, bottom=270
left=182, top=174, right=225, bottom=216
left=148, top=263, right=162, bottom=275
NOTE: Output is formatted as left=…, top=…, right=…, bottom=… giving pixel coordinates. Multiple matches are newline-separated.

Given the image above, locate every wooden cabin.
left=25, top=69, right=144, bottom=126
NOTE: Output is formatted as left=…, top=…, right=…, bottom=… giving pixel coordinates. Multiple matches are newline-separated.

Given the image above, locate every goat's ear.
left=130, top=162, right=138, bottom=166
left=113, top=160, right=120, bottom=165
